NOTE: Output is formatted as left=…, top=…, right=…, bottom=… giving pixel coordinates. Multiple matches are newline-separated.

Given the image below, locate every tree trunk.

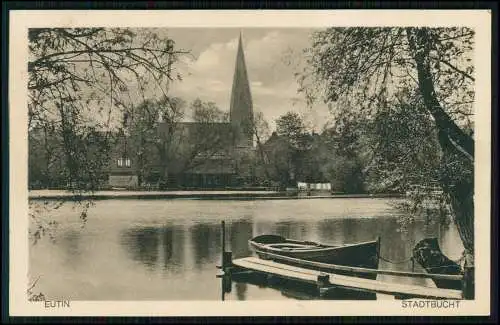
left=406, top=28, right=474, bottom=159
left=156, top=141, right=168, bottom=189
left=406, top=28, right=475, bottom=297
left=407, top=27, right=475, bottom=254
left=445, top=172, right=474, bottom=254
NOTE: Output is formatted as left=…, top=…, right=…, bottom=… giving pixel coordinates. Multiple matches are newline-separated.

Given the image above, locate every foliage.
left=245, top=111, right=272, bottom=184
left=182, top=99, right=234, bottom=171
left=276, top=112, right=307, bottom=148
left=300, top=28, right=474, bottom=131
left=296, top=134, right=327, bottom=183
left=29, top=201, right=62, bottom=245
left=126, top=96, right=186, bottom=186
left=27, top=276, right=46, bottom=302
left=262, top=113, right=326, bottom=187
left=299, top=27, right=475, bottom=253
left=28, top=124, right=111, bottom=191
left=261, top=132, right=295, bottom=186
left=29, top=122, right=65, bottom=189
left=363, top=94, right=443, bottom=194
left=127, top=97, right=236, bottom=188
left=27, top=28, right=187, bottom=256
left=28, top=27, right=186, bottom=192
left=191, top=98, right=229, bottom=123
left=322, top=154, right=365, bottom=194
left=252, top=111, right=271, bottom=143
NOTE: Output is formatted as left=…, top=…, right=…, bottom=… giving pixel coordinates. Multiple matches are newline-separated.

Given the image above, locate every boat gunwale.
left=249, top=237, right=379, bottom=254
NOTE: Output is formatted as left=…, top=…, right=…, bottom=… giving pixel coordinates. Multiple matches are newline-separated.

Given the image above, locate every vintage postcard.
left=9, top=9, right=491, bottom=317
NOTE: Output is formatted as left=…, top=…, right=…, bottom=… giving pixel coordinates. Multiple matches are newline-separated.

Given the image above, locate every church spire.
left=230, top=32, right=254, bottom=148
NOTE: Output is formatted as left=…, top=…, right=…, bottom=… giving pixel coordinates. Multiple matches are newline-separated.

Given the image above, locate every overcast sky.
left=163, top=28, right=330, bottom=131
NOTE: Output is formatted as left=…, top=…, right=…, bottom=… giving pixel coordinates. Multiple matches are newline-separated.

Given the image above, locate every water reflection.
left=231, top=272, right=376, bottom=300
left=254, top=220, right=311, bottom=241
left=118, top=213, right=461, bottom=296
left=31, top=198, right=463, bottom=301
left=120, top=224, right=188, bottom=274
left=235, top=282, right=247, bottom=301
left=57, top=229, right=83, bottom=268
left=229, top=219, right=253, bottom=259
left=190, top=222, right=221, bottom=270
left=161, top=225, right=185, bottom=272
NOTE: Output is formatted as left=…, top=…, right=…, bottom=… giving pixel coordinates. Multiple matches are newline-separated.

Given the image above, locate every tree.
left=262, top=132, right=295, bottom=187
left=363, top=94, right=443, bottom=195
left=191, top=98, right=229, bottom=123
left=275, top=112, right=310, bottom=182
left=27, top=28, right=188, bottom=276
left=29, top=121, right=65, bottom=189
left=323, top=155, right=365, bottom=194
left=315, top=124, right=366, bottom=193
left=152, top=98, right=236, bottom=187
left=126, top=97, right=237, bottom=189
left=181, top=99, right=234, bottom=173
left=27, top=28, right=188, bottom=299
left=125, top=96, right=186, bottom=187
left=299, top=27, right=475, bottom=267
left=275, top=112, right=341, bottom=186
left=296, top=133, right=329, bottom=183
left=249, top=111, right=272, bottom=183
left=276, top=111, right=309, bottom=149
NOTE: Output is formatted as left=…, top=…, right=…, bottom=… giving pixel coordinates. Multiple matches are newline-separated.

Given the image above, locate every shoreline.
left=28, top=190, right=404, bottom=201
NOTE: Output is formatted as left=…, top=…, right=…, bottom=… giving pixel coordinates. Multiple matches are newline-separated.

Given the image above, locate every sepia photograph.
left=8, top=9, right=492, bottom=317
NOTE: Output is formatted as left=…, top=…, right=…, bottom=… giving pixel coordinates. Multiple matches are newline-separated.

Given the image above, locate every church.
left=108, top=33, right=256, bottom=189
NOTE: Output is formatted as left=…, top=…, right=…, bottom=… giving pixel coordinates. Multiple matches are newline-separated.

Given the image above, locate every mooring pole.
left=376, top=236, right=381, bottom=263
left=221, top=220, right=227, bottom=270
left=462, top=253, right=475, bottom=300
left=219, top=220, right=228, bottom=301
left=217, top=221, right=226, bottom=271
left=220, top=220, right=233, bottom=273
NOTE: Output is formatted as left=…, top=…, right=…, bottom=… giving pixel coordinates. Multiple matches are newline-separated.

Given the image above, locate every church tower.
left=229, top=32, right=254, bottom=148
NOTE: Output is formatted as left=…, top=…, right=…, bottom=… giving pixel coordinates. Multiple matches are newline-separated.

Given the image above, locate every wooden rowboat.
left=248, top=234, right=380, bottom=280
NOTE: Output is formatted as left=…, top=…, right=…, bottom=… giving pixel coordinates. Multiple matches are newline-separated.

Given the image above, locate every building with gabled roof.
left=108, top=33, right=256, bottom=189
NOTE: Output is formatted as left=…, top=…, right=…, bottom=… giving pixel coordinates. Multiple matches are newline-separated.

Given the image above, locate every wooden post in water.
left=219, top=220, right=233, bottom=300
left=223, top=252, right=233, bottom=273
left=462, top=253, right=474, bottom=300
left=222, top=273, right=232, bottom=294
left=217, top=221, right=225, bottom=270
left=376, top=236, right=381, bottom=264
left=317, top=273, right=330, bottom=297
left=221, top=220, right=225, bottom=254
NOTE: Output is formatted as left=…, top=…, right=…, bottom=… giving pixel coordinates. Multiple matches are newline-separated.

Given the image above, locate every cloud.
left=169, top=29, right=330, bottom=131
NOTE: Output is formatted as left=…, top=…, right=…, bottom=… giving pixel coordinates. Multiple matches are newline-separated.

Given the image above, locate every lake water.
left=29, top=197, right=463, bottom=301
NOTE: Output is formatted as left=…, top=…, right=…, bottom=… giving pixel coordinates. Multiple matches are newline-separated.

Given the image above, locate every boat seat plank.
left=232, top=257, right=462, bottom=300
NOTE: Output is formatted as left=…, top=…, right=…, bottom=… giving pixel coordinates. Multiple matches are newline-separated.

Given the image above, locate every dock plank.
left=233, top=258, right=319, bottom=284
left=232, top=257, right=462, bottom=300
left=257, top=250, right=463, bottom=281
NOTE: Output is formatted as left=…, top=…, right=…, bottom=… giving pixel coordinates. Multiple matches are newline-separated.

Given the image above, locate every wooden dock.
left=231, top=257, right=463, bottom=300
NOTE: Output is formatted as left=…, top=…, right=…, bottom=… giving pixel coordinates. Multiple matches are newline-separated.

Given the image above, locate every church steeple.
left=230, top=32, right=254, bottom=148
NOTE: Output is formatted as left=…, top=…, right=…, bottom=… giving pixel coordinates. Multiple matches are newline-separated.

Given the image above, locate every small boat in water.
left=248, top=234, right=380, bottom=280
